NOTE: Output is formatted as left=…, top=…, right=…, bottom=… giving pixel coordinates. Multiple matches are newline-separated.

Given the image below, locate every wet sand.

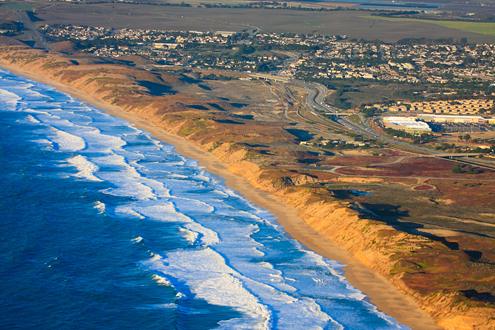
left=0, top=61, right=442, bottom=330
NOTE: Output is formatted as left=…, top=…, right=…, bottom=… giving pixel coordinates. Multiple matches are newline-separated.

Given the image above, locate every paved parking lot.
left=432, top=122, right=495, bottom=133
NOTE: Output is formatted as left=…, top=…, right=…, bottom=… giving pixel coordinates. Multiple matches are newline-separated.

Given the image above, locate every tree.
left=361, top=107, right=376, bottom=118
left=464, top=134, right=471, bottom=142
left=466, top=165, right=478, bottom=174
left=452, top=164, right=463, bottom=173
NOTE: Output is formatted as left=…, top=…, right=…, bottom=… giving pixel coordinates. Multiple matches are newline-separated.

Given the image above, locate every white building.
left=418, top=114, right=485, bottom=123
left=383, top=116, right=432, bottom=133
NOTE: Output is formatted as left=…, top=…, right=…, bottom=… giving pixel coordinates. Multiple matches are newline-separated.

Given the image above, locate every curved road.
left=286, top=79, right=442, bottom=154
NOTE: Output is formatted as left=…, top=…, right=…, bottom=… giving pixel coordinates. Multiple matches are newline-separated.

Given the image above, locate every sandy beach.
left=0, top=61, right=441, bottom=330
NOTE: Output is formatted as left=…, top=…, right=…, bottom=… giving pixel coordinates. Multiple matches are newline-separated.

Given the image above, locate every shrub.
left=452, top=164, right=463, bottom=174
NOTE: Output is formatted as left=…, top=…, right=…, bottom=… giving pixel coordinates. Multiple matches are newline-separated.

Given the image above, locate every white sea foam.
left=21, top=88, right=52, bottom=101
left=32, top=139, right=53, bottom=148
left=98, top=173, right=156, bottom=200
left=151, top=274, right=171, bottom=286
left=182, top=223, right=219, bottom=246
left=24, top=109, right=57, bottom=116
left=115, top=206, right=145, bottom=220
left=17, top=114, right=41, bottom=125
left=142, top=248, right=271, bottom=330
left=131, top=236, right=143, bottom=244
left=94, top=154, right=141, bottom=177
left=93, top=201, right=106, bottom=214
left=169, top=198, right=215, bottom=215
left=135, top=178, right=170, bottom=199
left=35, top=110, right=74, bottom=125
left=83, top=128, right=127, bottom=152
left=0, top=88, right=21, bottom=110
left=134, top=203, right=191, bottom=222
left=68, top=155, right=102, bottom=182
left=50, top=128, right=86, bottom=151
left=193, top=170, right=212, bottom=183
left=179, top=227, right=198, bottom=244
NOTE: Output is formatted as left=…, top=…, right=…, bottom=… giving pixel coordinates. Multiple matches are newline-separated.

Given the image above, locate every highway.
left=272, top=78, right=495, bottom=170
left=279, top=78, right=495, bottom=169
left=248, top=73, right=493, bottom=163
left=284, top=78, right=443, bottom=154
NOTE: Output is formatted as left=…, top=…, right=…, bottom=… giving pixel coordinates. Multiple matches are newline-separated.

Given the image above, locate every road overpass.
left=250, top=73, right=292, bottom=83
left=325, top=112, right=348, bottom=117
left=433, top=153, right=483, bottom=158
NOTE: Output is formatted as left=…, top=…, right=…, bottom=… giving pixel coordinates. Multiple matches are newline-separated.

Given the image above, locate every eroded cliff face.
left=210, top=146, right=495, bottom=330
left=223, top=155, right=495, bottom=329
left=1, top=46, right=494, bottom=330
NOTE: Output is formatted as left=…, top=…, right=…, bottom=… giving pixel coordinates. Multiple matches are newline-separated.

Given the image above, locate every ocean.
left=0, top=69, right=408, bottom=329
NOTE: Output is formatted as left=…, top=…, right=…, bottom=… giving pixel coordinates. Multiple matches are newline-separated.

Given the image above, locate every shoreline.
left=0, top=61, right=441, bottom=329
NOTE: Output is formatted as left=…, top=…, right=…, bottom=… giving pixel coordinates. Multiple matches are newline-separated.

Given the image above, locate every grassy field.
left=1, top=3, right=36, bottom=10
left=363, top=16, right=495, bottom=37
left=328, top=81, right=424, bottom=109
left=29, top=2, right=495, bottom=42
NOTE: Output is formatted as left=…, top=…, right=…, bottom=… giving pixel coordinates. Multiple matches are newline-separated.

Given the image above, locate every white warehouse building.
left=383, top=116, right=432, bottom=134
left=417, top=114, right=485, bottom=123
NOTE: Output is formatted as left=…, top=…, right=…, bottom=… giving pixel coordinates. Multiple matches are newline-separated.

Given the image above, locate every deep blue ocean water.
left=0, top=70, right=409, bottom=329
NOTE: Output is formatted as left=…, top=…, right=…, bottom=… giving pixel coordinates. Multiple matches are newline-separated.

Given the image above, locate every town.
left=40, top=24, right=495, bottom=86
left=37, top=24, right=495, bottom=144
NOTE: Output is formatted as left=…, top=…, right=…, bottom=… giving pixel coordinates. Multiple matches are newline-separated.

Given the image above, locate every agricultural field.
left=364, top=16, right=495, bottom=37
left=18, top=2, right=495, bottom=43
left=0, top=3, right=36, bottom=10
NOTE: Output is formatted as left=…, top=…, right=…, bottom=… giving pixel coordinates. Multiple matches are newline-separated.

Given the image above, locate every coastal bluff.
left=1, top=45, right=493, bottom=330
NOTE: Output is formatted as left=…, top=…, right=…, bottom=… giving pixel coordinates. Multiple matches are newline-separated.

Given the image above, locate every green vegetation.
left=0, top=22, right=22, bottom=33
left=383, top=127, right=433, bottom=144
left=362, top=16, right=495, bottom=37
left=453, top=164, right=479, bottom=174
left=466, top=165, right=478, bottom=174
left=452, top=164, right=463, bottom=173
left=41, top=61, right=69, bottom=69
left=361, top=107, right=378, bottom=118
left=348, top=114, right=364, bottom=126
left=332, top=85, right=352, bottom=110
left=1, top=3, right=36, bottom=10
left=198, top=73, right=236, bottom=81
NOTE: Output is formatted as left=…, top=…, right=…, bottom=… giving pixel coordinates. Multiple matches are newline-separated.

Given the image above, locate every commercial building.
left=383, top=116, right=432, bottom=134
left=417, top=114, right=485, bottom=123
